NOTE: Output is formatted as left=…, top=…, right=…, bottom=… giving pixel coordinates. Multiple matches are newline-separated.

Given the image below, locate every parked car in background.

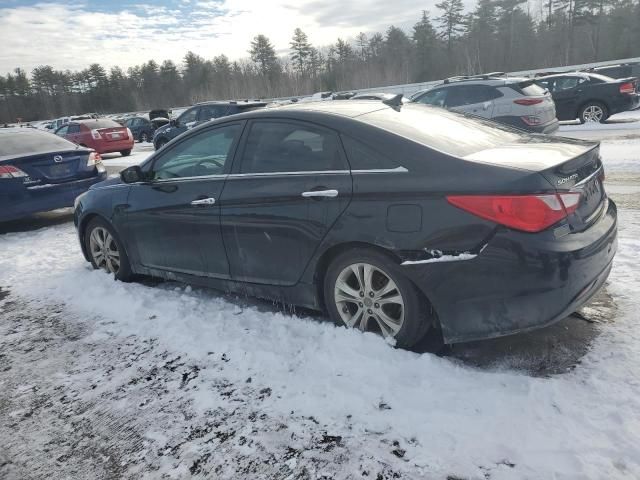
left=55, top=118, right=134, bottom=156
left=149, top=109, right=170, bottom=121
left=152, top=100, right=267, bottom=150
left=0, top=128, right=106, bottom=222
left=583, top=62, right=640, bottom=80
left=410, top=74, right=559, bottom=133
left=534, top=72, right=640, bottom=123
left=74, top=101, right=616, bottom=349
left=124, top=116, right=155, bottom=143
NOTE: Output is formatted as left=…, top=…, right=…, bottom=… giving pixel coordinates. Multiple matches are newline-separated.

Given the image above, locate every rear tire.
left=579, top=102, right=608, bottom=124
left=84, top=217, right=133, bottom=282
left=323, top=248, right=432, bottom=349
left=120, top=149, right=132, bottom=157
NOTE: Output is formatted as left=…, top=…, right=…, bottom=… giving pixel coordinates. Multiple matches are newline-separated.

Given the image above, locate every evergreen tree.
left=436, top=0, right=466, bottom=51
left=289, top=28, right=312, bottom=76
left=249, top=34, right=278, bottom=75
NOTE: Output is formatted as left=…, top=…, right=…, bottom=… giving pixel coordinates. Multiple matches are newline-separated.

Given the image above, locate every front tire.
left=323, top=249, right=431, bottom=349
left=579, top=102, right=608, bottom=124
left=85, top=218, right=133, bottom=282
left=120, top=149, right=132, bottom=157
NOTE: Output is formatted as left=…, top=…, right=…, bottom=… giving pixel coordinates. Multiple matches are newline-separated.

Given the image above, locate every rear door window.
left=56, top=125, right=69, bottom=136
left=341, top=136, right=399, bottom=170
left=67, top=124, right=81, bottom=134
left=199, top=105, right=229, bottom=122
left=179, top=107, right=199, bottom=125
left=239, top=121, right=346, bottom=173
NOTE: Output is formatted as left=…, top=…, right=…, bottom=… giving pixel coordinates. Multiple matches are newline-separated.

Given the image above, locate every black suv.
left=153, top=100, right=267, bottom=150
left=535, top=72, right=640, bottom=123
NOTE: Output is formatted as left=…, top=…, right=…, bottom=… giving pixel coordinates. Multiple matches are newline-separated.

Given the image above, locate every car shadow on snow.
left=144, top=277, right=616, bottom=378
left=0, top=209, right=74, bottom=235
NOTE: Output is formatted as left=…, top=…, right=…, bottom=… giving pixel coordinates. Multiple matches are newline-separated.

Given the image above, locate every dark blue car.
left=0, top=128, right=107, bottom=222
left=153, top=100, right=266, bottom=150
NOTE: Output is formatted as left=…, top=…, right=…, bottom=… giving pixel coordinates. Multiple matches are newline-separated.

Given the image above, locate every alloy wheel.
left=334, top=262, right=405, bottom=337
left=583, top=105, right=604, bottom=123
left=89, top=227, right=120, bottom=274
left=141, top=132, right=148, bottom=142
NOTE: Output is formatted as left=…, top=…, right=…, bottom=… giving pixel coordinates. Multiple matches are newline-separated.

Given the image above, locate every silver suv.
left=410, top=74, right=559, bottom=134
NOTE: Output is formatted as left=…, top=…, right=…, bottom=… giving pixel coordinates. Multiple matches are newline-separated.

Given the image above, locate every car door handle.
left=190, top=197, right=216, bottom=206
left=301, top=189, right=338, bottom=198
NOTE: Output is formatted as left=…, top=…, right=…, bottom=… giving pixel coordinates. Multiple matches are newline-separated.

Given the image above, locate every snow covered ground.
left=1, top=116, right=639, bottom=479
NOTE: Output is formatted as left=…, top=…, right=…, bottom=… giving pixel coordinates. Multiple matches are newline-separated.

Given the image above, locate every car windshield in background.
left=0, top=129, right=79, bottom=159
left=359, top=105, right=522, bottom=157
left=515, top=82, right=547, bottom=96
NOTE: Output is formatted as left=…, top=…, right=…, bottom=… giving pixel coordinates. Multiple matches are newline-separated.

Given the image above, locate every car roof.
left=0, top=127, right=88, bottom=161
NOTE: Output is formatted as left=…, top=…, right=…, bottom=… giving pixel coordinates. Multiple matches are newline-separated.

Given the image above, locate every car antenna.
left=382, top=94, right=403, bottom=110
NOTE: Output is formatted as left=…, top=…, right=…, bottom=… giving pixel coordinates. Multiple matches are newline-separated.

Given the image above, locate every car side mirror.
left=120, top=165, right=145, bottom=183
left=170, top=119, right=178, bottom=127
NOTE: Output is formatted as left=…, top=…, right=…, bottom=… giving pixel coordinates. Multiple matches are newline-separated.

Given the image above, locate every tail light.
left=514, top=98, right=543, bottom=106
left=126, top=128, right=133, bottom=140
left=619, top=82, right=635, bottom=94
left=446, top=193, right=581, bottom=233
left=521, top=115, right=542, bottom=126
left=91, top=129, right=102, bottom=140
left=87, top=151, right=102, bottom=166
left=0, top=165, right=28, bottom=179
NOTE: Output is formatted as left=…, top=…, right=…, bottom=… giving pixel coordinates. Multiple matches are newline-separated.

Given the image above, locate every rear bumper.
left=95, top=139, right=134, bottom=154
left=403, top=199, right=618, bottom=343
left=609, top=94, right=640, bottom=115
left=0, top=171, right=107, bottom=222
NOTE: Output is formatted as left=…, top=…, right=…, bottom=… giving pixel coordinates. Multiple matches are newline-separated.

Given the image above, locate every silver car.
left=410, top=74, right=559, bottom=134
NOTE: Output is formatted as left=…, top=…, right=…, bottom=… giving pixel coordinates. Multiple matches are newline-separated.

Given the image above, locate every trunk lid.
left=2, top=150, right=87, bottom=184
left=464, top=138, right=605, bottom=232
left=98, top=126, right=129, bottom=142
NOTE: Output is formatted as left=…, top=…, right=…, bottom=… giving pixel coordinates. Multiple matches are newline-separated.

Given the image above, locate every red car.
left=54, top=118, right=134, bottom=156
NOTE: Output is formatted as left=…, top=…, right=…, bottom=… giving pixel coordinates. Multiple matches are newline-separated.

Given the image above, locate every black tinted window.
left=199, top=105, right=229, bottom=121
left=446, top=85, right=501, bottom=107
left=240, top=121, right=345, bottom=173
left=342, top=136, right=399, bottom=170
left=152, top=124, right=241, bottom=180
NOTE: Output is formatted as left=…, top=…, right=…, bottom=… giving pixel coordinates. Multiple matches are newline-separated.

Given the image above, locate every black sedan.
left=74, top=102, right=617, bottom=348
left=1, top=128, right=107, bottom=222
left=535, top=72, right=640, bottom=123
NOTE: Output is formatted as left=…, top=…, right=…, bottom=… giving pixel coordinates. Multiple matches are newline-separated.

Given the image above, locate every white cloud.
left=0, top=0, right=454, bottom=75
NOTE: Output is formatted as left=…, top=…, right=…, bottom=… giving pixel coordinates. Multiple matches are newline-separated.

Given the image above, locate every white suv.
left=410, top=74, right=559, bottom=134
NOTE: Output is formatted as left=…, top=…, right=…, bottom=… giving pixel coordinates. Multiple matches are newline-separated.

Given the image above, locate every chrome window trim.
left=572, top=165, right=603, bottom=189
left=121, top=166, right=409, bottom=185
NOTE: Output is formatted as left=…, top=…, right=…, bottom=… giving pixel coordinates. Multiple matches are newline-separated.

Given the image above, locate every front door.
left=219, top=120, right=352, bottom=285
left=124, top=122, right=243, bottom=278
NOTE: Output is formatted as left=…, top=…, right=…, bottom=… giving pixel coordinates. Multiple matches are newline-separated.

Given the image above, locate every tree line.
left=1, top=0, right=639, bottom=122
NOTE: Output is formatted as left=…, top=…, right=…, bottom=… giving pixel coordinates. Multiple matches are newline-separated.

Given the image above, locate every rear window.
left=80, top=119, right=122, bottom=129
left=0, top=130, right=79, bottom=159
left=510, top=81, right=547, bottom=96
left=358, top=104, right=522, bottom=157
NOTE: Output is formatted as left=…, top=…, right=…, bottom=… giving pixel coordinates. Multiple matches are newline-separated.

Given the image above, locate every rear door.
left=549, top=76, right=585, bottom=120
left=219, top=119, right=353, bottom=285
left=445, top=85, right=498, bottom=118
left=124, top=123, right=243, bottom=277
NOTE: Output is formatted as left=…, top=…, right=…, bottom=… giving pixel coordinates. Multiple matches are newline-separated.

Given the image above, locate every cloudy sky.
left=0, top=0, right=458, bottom=75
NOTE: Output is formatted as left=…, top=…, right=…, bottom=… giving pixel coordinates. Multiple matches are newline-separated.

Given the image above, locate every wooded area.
left=1, top=0, right=639, bottom=122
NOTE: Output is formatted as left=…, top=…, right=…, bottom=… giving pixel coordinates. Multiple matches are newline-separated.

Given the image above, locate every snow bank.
left=1, top=210, right=639, bottom=479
